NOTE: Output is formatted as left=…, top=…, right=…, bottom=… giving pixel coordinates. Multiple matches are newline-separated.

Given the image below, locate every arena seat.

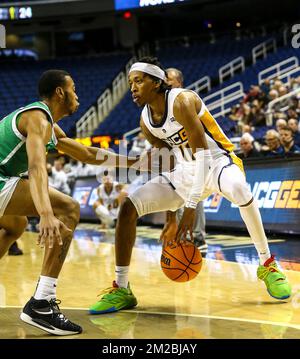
left=0, top=53, right=131, bottom=136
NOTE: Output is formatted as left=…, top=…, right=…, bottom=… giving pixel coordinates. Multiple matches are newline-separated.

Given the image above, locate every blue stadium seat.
left=0, top=53, right=131, bottom=136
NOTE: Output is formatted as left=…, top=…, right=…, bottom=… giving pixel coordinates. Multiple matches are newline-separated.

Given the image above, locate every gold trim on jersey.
left=230, top=152, right=245, bottom=175
left=200, top=110, right=235, bottom=153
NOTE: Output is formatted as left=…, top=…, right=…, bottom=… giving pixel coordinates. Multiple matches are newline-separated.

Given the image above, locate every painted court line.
left=124, top=309, right=300, bottom=330
left=3, top=305, right=300, bottom=331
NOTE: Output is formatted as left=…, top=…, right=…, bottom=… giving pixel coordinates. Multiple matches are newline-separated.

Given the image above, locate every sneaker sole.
left=267, top=289, right=291, bottom=300
left=20, top=313, right=82, bottom=336
left=89, top=307, right=118, bottom=315
left=89, top=301, right=137, bottom=315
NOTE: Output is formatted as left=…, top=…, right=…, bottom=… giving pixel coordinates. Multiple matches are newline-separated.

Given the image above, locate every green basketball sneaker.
left=257, top=255, right=291, bottom=300
left=89, top=281, right=137, bottom=314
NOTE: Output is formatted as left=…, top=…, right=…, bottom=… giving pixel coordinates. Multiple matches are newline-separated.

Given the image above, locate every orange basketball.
left=160, top=242, right=202, bottom=282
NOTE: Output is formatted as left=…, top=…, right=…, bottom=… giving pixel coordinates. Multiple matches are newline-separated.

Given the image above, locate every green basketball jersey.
left=0, top=101, right=57, bottom=190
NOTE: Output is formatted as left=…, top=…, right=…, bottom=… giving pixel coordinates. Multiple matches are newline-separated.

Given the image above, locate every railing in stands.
left=75, top=106, right=98, bottom=137
left=252, top=38, right=277, bottom=64
left=123, top=127, right=141, bottom=142
left=112, top=72, right=127, bottom=105
left=97, top=89, right=113, bottom=125
left=203, top=82, right=245, bottom=118
left=186, top=76, right=211, bottom=94
left=258, top=56, right=299, bottom=84
left=278, top=66, right=300, bottom=85
left=266, top=87, right=300, bottom=126
left=76, top=46, right=150, bottom=138
left=219, top=56, right=245, bottom=84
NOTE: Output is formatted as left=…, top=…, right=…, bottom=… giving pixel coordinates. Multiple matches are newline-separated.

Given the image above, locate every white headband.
left=129, top=62, right=166, bottom=81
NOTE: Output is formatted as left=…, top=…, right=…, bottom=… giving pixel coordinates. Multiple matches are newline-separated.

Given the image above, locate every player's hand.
left=160, top=220, right=178, bottom=248
left=37, top=214, right=72, bottom=249
left=175, top=207, right=196, bottom=244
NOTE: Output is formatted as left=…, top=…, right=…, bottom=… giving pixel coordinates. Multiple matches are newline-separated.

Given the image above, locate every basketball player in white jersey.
left=93, top=175, right=125, bottom=228
left=89, top=57, right=291, bottom=314
left=164, top=67, right=207, bottom=251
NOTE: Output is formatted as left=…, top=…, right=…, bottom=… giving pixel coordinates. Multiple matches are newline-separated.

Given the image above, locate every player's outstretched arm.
left=54, top=124, right=138, bottom=168
left=23, top=111, right=71, bottom=248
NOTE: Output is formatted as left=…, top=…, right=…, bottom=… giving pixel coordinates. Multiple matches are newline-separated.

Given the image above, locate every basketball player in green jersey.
left=0, top=69, right=138, bottom=335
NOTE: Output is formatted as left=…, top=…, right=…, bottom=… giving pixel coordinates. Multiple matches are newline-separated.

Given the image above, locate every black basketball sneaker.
left=20, top=297, right=82, bottom=336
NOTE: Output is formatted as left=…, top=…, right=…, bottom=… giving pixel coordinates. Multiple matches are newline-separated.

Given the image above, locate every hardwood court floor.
left=0, top=224, right=300, bottom=339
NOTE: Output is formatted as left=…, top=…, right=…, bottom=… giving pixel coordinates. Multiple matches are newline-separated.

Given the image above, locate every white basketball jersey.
left=99, top=182, right=119, bottom=208
left=141, top=88, right=235, bottom=161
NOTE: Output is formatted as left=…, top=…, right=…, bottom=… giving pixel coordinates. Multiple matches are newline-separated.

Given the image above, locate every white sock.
left=34, top=275, right=57, bottom=300
left=115, top=266, right=129, bottom=288
left=95, top=205, right=113, bottom=226
left=239, top=200, right=271, bottom=265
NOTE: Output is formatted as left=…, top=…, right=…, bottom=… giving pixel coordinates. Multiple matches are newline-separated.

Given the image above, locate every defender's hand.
left=38, top=214, right=71, bottom=249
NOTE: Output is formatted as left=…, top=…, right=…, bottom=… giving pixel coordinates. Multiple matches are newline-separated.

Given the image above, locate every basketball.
left=161, top=242, right=202, bottom=282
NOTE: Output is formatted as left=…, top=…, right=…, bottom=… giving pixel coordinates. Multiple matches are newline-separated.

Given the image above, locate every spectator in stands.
left=275, top=119, right=287, bottom=133
left=277, top=85, right=290, bottom=108
left=242, top=124, right=253, bottom=134
left=240, top=103, right=251, bottom=127
left=131, top=132, right=151, bottom=156
left=279, top=126, right=300, bottom=155
left=274, top=112, right=287, bottom=121
left=260, top=79, right=271, bottom=95
left=248, top=101, right=266, bottom=126
left=240, top=98, right=264, bottom=127
left=267, top=89, right=282, bottom=111
left=289, top=96, right=299, bottom=110
left=263, top=130, right=284, bottom=157
left=238, top=133, right=261, bottom=159
left=244, top=85, right=261, bottom=103
left=57, top=155, right=67, bottom=167
left=268, top=89, right=279, bottom=101
left=241, top=124, right=262, bottom=152
left=287, top=97, right=300, bottom=117
left=76, top=162, right=96, bottom=177
left=272, top=80, right=283, bottom=92
left=63, top=158, right=82, bottom=192
left=228, top=104, right=241, bottom=123
left=165, top=68, right=184, bottom=89
left=47, top=160, right=71, bottom=195
left=287, top=108, right=299, bottom=121
left=278, top=86, right=288, bottom=97
left=69, top=158, right=80, bottom=171
left=290, top=77, right=300, bottom=90
left=288, top=118, right=300, bottom=146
